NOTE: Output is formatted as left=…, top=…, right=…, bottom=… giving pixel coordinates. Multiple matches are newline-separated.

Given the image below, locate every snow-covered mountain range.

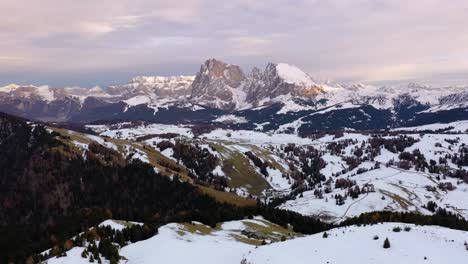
left=1, top=58, right=468, bottom=132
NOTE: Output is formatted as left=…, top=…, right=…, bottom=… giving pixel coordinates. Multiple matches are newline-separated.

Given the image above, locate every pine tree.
left=383, top=238, right=391, bottom=249
left=110, top=256, right=118, bottom=264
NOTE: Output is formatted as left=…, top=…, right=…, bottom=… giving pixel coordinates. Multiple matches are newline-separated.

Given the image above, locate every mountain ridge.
left=1, top=58, right=468, bottom=131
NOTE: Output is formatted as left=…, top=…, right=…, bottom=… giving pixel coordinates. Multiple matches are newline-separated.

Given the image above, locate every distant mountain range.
left=1, top=58, right=468, bottom=133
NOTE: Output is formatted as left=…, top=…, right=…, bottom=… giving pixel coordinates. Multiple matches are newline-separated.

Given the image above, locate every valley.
left=1, top=60, right=468, bottom=264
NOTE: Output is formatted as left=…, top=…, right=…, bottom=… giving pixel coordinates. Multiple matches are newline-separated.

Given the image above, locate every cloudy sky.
left=1, top=0, right=468, bottom=87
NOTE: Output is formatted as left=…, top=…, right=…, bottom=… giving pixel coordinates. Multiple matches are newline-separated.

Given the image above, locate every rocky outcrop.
left=190, top=58, right=249, bottom=110
left=246, top=62, right=324, bottom=105
left=189, top=59, right=325, bottom=109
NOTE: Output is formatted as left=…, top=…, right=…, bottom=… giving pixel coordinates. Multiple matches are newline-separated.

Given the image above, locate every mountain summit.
left=1, top=58, right=468, bottom=130
left=190, top=58, right=249, bottom=110
left=189, top=59, right=325, bottom=110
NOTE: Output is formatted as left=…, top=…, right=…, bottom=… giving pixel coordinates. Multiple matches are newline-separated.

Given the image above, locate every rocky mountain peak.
left=190, top=59, right=249, bottom=110
left=247, top=62, right=323, bottom=103
left=190, top=59, right=327, bottom=109
left=199, top=58, right=246, bottom=88
left=249, top=66, right=263, bottom=80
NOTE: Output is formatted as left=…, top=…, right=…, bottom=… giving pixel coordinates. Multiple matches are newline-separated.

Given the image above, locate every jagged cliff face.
left=246, top=62, right=324, bottom=105
left=190, top=59, right=248, bottom=110
left=189, top=59, right=325, bottom=110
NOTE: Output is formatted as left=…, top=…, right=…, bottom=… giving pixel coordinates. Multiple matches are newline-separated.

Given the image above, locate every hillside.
left=44, top=221, right=468, bottom=264
left=0, top=112, right=333, bottom=263
left=1, top=95, right=467, bottom=263
left=0, top=113, right=251, bottom=263
left=243, top=223, right=468, bottom=264
left=86, top=121, right=468, bottom=223
left=44, top=217, right=299, bottom=264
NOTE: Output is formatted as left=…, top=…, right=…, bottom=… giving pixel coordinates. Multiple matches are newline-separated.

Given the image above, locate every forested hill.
left=0, top=112, right=254, bottom=263
left=3, top=111, right=467, bottom=263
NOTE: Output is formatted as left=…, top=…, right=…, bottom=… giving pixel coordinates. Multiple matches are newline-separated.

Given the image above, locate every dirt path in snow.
left=332, top=169, right=403, bottom=223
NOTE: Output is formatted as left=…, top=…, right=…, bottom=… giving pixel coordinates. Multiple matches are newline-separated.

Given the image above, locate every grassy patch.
left=197, top=185, right=257, bottom=207
left=210, top=142, right=270, bottom=196
left=114, top=220, right=139, bottom=228
left=251, top=146, right=286, bottom=173
left=173, top=218, right=303, bottom=246
left=227, top=219, right=301, bottom=245
left=243, top=220, right=300, bottom=240
left=181, top=222, right=213, bottom=235
left=380, top=190, right=413, bottom=210
left=230, top=234, right=263, bottom=246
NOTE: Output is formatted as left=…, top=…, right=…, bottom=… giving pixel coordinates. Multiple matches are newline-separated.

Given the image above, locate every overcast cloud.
left=1, top=0, right=468, bottom=86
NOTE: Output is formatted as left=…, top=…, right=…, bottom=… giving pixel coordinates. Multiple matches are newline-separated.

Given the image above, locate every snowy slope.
left=244, top=223, right=468, bottom=264
left=45, top=218, right=299, bottom=264
left=277, top=132, right=468, bottom=222
left=120, top=222, right=253, bottom=264
left=123, top=95, right=152, bottom=106
left=276, top=63, right=315, bottom=86
left=278, top=166, right=468, bottom=222
left=393, top=120, right=468, bottom=133
left=86, top=123, right=468, bottom=222
left=46, top=221, right=468, bottom=264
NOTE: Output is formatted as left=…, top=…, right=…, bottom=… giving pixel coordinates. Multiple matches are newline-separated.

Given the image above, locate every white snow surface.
left=214, top=114, right=248, bottom=124
left=276, top=63, right=315, bottom=86
left=124, top=95, right=152, bottom=106
left=276, top=99, right=316, bottom=114
left=98, top=219, right=143, bottom=231
left=279, top=132, right=468, bottom=222
left=46, top=247, right=90, bottom=264
left=266, top=167, right=290, bottom=191
left=88, top=123, right=194, bottom=140
left=202, top=129, right=315, bottom=145
left=393, top=120, right=468, bottom=133
left=120, top=223, right=252, bottom=264
left=124, top=145, right=150, bottom=163
left=46, top=221, right=468, bottom=264
left=244, top=223, right=468, bottom=264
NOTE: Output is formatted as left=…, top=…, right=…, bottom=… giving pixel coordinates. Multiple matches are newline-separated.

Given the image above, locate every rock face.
left=189, top=59, right=324, bottom=109
left=190, top=59, right=249, bottom=110
left=246, top=62, right=324, bottom=105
